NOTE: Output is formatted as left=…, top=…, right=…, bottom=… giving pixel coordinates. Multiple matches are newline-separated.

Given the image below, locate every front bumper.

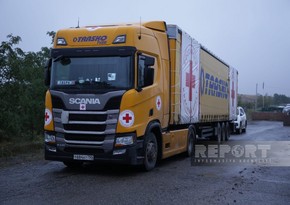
left=44, top=133, right=144, bottom=165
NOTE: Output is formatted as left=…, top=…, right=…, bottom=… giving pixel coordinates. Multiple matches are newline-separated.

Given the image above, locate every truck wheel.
left=187, top=127, right=196, bottom=157
left=63, top=161, right=83, bottom=169
left=221, top=123, right=226, bottom=142
left=225, top=122, right=230, bottom=141
left=143, top=132, right=158, bottom=171
left=216, top=123, right=221, bottom=144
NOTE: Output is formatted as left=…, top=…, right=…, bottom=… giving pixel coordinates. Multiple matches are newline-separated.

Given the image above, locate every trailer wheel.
left=187, top=127, right=196, bottom=157
left=143, top=132, right=158, bottom=171
left=216, top=123, right=221, bottom=144
left=221, top=123, right=226, bottom=142
left=225, top=122, right=230, bottom=141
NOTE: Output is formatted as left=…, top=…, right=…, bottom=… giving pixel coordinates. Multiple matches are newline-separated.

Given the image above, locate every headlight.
left=115, top=136, right=134, bottom=147
left=56, top=38, right=67, bottom=45
left=113, top=35, right=126, bottom=44
left=45, top=133, right=56, bottom=144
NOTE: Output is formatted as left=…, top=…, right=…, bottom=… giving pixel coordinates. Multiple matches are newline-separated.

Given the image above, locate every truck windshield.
left=50, top=56, right=133, bottom=91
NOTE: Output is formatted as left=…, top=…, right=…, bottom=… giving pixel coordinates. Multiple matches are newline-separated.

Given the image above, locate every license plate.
left=73, top=154, right=94, bottom=161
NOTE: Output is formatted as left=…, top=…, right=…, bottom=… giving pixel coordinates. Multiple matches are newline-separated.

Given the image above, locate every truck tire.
left=187, top=127, right=196, bottom=157
left=143, top=132, right=158, bottom=171
left=221, top=123, right=226, bottom=141
left=216, top=123, right=221, bottom=144
left=225, top=122, right=230, bottom=141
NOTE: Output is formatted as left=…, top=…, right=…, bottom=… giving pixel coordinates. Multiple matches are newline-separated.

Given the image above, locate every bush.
left=0, top=34, right=48, bottom=142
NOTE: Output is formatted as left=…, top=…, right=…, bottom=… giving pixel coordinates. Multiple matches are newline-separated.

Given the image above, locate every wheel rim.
left=225, top=123, right=230, bottom=140
left=217, top=123, right=221, bottom=143
left=221, top=123, right=225, bottom=141
left=146, top=140, right=157, bottom=164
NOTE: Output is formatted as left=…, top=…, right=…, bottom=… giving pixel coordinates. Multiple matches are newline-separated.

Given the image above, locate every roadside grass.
left=0, top=135, right=43, bottom=168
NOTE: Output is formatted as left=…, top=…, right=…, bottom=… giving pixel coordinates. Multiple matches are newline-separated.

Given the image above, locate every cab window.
left=137, top=54, right=155, bottom=89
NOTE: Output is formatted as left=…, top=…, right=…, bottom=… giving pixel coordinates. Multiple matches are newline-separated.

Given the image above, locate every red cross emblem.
left=45, top=112, right=50, bottom=121
left=156, top=96, right=161, bottom=111
left=123, top=113, right=132, bottom=123
left=44, top=108, right=52, bottom=126
left=119, top=110, right=134, bottom=127
left=80, top=104, right=86, bottom=110
left=186, top=60, right=195, bottom=101
left=231, top=82, right=235, bottom=105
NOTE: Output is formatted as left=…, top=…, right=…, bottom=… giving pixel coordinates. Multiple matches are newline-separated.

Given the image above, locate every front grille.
left=63, top=124, right=106, bottom=132
left=69, top=113, right=107, bottom=122
left=65, top=134, right=106, bottom=142
left=50, top=90, right=124, bottom=149
left=53, top=109, right=119, bottom=145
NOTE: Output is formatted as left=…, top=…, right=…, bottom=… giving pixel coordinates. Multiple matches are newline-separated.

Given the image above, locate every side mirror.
left=44, top=59, right=52, bottom=86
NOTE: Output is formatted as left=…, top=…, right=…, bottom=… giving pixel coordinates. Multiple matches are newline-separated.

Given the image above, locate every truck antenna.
left=138, top=17, right=142, bottom=40
left=76, top=17, right=80, bottom=28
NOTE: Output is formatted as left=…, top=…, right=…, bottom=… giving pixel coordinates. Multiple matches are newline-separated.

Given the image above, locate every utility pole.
left=262, top=82, right=265, bottom=109
left=255, top=83, right=258, bottom=111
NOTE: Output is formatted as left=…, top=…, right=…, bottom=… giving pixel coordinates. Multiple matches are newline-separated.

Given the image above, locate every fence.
left=252, top=112, right=290, bottom=126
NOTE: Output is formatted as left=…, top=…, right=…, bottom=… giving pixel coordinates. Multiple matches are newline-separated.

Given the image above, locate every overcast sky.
left=1, top=0, right=290, bottom=96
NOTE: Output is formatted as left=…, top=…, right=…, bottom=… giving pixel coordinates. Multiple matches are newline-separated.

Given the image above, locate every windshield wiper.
left=94, top=81, right=116, bottom=88
left=74, top=80, right=116, bottom=89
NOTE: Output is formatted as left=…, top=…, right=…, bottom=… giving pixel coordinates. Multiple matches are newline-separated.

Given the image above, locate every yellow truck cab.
left=44, top=21, right=238, bottom=170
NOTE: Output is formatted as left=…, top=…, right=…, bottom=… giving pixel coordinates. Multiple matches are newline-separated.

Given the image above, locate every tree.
left=0, top=34, right=49, bottom=141
left=46, top=31, right=56, bottom=45
left=273, top=93, right=290, bottom=105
